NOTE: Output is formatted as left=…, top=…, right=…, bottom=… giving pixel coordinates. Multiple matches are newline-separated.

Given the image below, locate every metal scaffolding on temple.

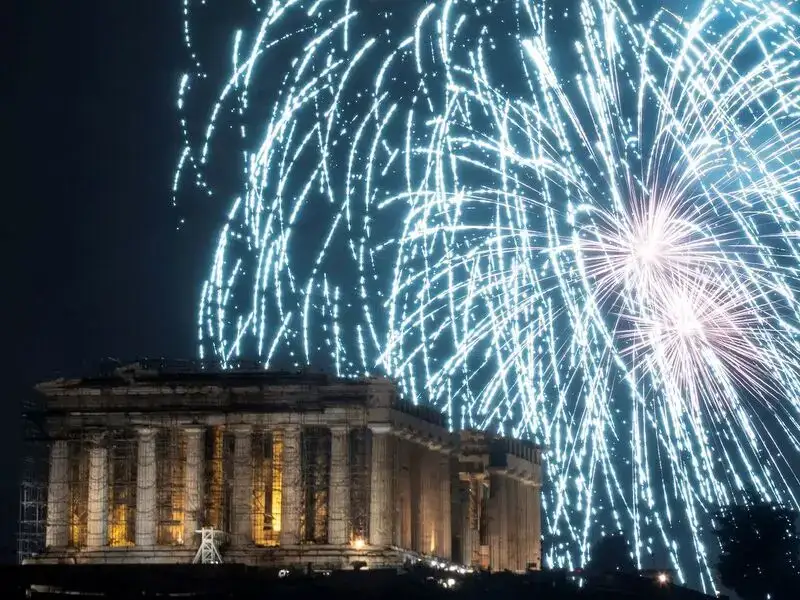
left=19, top=362, right=543, bottom=572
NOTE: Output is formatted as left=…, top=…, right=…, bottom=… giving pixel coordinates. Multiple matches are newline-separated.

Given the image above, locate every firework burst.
left=175, top=0, right=800, bottom=590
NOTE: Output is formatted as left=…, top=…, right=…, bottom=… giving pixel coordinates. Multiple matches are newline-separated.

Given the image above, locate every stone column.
left=528, top=483, right=542, bottom=569
left=499, top=475, right=510, bottom=571
left=86, top=444, right=108, bottom=549
left=183, top=427, right=205, bottom=546
left=410, top=447, right=422, bottom=553
left=439, top=454, right=452, bottom=560
left=459, top=478, right=476, bottom=566
left=134, top=428, right=157, bottom=547
left=487, top=472, right=506, bottom=571
left=280, top=425, right=302, bottom=546
left=523, top=481, right=533, bottom=571
left=45, top=440, right=69, bottom=548
left=506, top=477, right=520, bottom=571
left=232, top=425, right=253, bottom=546
left=421, top=450, right=437, bottom=554
left=478, top=479, right=490, bottom=569
left=368, top=425, right=394, bottom=547
left=396, top=439, right=412, bottom=549
left=327, top=425, right=350, bottom=545
left=526, top=481, right=538, bottom=570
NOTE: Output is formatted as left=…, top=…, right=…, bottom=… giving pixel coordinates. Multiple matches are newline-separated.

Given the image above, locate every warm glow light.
left=109, top=503, right=133, bottom=547
left=352, top=538, right=365, bottom=550
left=657, top=572, right=669, bottom=585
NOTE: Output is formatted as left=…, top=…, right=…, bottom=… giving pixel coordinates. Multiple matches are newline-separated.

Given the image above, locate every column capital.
left=229, top=424, right=253, bottom=436
left=368, top=423, right=392, bottom=435
left=136, top=427, right=157, bottom=440
left=184, top=425, right=205, bottom=436
left=329, top=424, right=351, bottom=435
left=87, top=433, right=108, bottom=448
left=50, top=438, right=69, bottom=452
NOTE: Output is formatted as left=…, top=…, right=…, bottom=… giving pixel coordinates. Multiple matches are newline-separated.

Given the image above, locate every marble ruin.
left=25, top=363, right=542, bottom=571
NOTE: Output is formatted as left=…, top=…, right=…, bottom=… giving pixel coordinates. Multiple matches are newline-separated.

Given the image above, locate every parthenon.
left=26, top=362, right=542, bottom=571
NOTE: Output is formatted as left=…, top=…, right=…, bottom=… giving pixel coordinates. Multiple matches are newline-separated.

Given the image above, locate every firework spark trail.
left=176, top=0, right=800, bottom=591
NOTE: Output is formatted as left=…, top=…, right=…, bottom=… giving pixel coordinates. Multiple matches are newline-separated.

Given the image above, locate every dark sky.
left=6, top=1, right=194, bottom=560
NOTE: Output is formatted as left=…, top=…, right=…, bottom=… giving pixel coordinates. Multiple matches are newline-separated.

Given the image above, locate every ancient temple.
left=26, top=362, right=542, bottom=571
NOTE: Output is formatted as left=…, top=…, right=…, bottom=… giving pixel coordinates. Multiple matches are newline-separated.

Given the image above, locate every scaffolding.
left=350, top=428, right=370, bottom=544
left=31, top=420, right=375, bottom=554
left=156, top=427, right=186, bottom=545
left=24, top=419, right=436, bottom=560
left=193, top=528, right=224, bottom=564
left=300, top=426, right=330, bottom=543
left=252, top=430, right=282, bottom=546
left=107, top=434, right=136, bottom=547
left=204, top=427, right=226, bottom=533
left=68, top=440, right=89, bottom=548
left=18, top=393, right=47, bottom=562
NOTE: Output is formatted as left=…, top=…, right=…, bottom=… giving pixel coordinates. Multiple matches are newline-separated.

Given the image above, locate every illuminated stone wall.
left=36, top=367, right=542, bottom=571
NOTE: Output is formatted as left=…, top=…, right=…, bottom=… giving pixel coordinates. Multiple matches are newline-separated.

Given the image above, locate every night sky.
left=6, top=1, right=192, bottom=560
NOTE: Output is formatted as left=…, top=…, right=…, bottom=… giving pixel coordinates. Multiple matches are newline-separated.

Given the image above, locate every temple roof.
left=36, top=360, right=384, bottom=394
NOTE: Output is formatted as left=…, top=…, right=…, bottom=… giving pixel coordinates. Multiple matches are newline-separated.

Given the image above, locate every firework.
left=175, top=0, right=800, bottom=591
